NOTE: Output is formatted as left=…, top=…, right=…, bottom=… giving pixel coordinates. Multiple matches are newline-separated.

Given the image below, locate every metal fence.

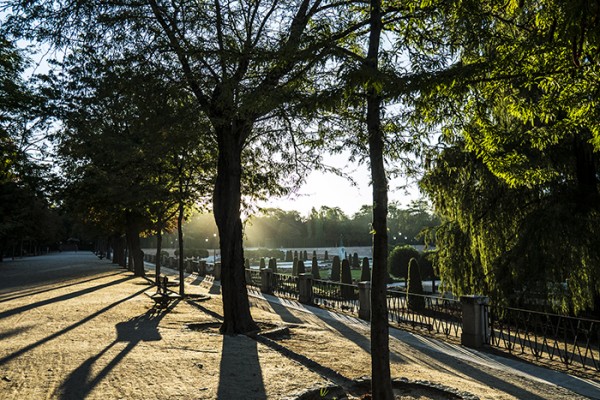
left=312, top=279, right=359, bottom=316
left=272, top=273, right=300, bottom=300
left=387, top=290, right=463, bottom=339
left=487, top=305, right=600, bottom=371
left=245, top=268, right=261, bottom=288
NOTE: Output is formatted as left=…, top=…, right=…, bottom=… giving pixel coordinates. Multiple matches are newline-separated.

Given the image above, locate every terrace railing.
left=312, top=279, right=360, bottom=316
left=487, top=305, right=600, bottom=372
left=272, top=273, right=300, bottom=300
left=245, top=268, right=262, bottom=289
left=387, top=289, right=463, bottom=339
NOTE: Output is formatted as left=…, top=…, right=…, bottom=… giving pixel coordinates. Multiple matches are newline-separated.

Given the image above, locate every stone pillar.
left=198, top=260, right=206, bottom=276
left=358, top=281, right=371, bottom=321
left=260, top=268, right=273, bottom=294
left=460, top=295, right=489, bottom=348
left=298, top=273, right=313, bottom=305
left=214, top=262, right=221, bottom=281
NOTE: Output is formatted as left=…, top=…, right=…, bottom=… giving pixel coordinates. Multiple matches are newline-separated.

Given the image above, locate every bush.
left=269, top=257, right=278, bottom=273
left=360, top=257, right=370, bottom=281
left=419, top=250, right=435, bottom=280
left=244, top=248, right=285, bottom=260
left=175, top=248, right=209, bottom=258
left=311, top=257, right=320, bottom=279
left=407, top=257, right=425, bottom=312
left=331, top=256, right=341, bottom=281
left=388, top=245, right=420, bottom=279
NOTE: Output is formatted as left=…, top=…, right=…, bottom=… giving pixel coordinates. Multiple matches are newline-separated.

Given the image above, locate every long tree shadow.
left=311, top=309, right=406, bottom=365
left=0, top=276, right=134, bottom=320
left=0, top=271, right=123, bottom=304
left=217, top=334, right=267, bottom=399
left=391, top=330, right=600, bottom=400
left=0, top=286, right=148, bottom=366
left=57, top=302, right=178, bottom=400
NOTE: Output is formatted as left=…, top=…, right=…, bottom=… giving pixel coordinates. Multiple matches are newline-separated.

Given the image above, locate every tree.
left=50, top=48, right=213, bottom=278
left=0, top=35, right=61, bottom=260
left=3, top=0, right=370, bottom=334
left=388, top=245, right=419, bottom=280
left=417, top=0, right=600, bottom=314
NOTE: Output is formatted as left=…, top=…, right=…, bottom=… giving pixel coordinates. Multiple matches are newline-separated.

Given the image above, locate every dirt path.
left=0, top=253, right=597, bottom=399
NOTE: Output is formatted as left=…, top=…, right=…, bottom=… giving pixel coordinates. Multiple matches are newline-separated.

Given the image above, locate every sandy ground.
left=0, top=253, right=598, bottom=399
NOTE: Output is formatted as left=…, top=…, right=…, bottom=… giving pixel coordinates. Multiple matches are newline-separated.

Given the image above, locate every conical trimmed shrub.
left=331, top=256, right=341, bottom=281
left=259, top=258, right=266, bottom=269
left=341, top=259, right=353, bottom=299
left=407, top=257, right=425, bottom=312
left=292, top=257, right=298, bottom=276
left=269, top=257, right=277, bottom=273
left=311, top=256, right=320, bottom=279
left=360, top=257, right=370, bottom=281
left=297, top=260, right=306, bottom=274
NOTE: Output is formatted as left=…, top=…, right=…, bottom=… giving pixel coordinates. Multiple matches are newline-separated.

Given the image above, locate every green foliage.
left=243, top=205, right=438, bottom=248
left=331, top=256, right=341, bottom=281
left=407, top=258, right=425, bottom=312
left=311, top=256, right=320, bottom=279
left=174, top=248, right=209, bottom=258
left=360, top=257, right=370, bottom=281
left=259, top=258, right=266, bottom=269
left=388, top=245, right=420, bottom=279
left=269, top=257, right=277, bottom=273
left=297, top=260, right=306, bottom=274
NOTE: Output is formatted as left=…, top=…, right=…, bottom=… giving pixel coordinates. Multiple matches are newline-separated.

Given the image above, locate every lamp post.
left=213, top=233, right=217, bottom=262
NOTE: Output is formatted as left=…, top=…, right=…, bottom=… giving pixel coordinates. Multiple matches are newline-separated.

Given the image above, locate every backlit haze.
left=260, top=155, right=420, bottom=217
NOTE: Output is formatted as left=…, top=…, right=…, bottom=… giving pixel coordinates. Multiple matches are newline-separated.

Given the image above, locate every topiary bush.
left=269, top=257, right=277, bottom=273
left=341, top=259, right=353, bottom=299
left=360, top=257, right=370, bottom=282
left=407, top=257, right=425, bottom=312
left=259, top=258, right=266, bottom=269
left=311, top=256, right=320, bottom=279
left=297, top=260, right=306, bottom=274
left=388, top=245, right=420, bottom=279
left=352, top=253, right=360, bottom=269
left=324, top=250, right=329, bottom=260
left=331, top=256, right=341, bottom=281
left=244, top=248, right=284, bottom=260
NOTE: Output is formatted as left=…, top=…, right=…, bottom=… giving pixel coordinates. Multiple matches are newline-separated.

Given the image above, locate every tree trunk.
left=213, top=124, right=257, bottom=334
left=366, top=0, right=394, bottom=397
left=178, top=199, right=185, bottom=296
left=155, top=222, right=163, bottom=287
left=125, top=212, right=145, bottom=277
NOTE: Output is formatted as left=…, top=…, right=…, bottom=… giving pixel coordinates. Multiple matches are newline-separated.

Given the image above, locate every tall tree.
left=417, top=0, right=600, bottom=314
left=3, top=0, right=367, bottom=333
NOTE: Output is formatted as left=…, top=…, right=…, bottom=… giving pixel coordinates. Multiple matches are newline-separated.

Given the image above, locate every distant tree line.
left=142, top=201, right=439, bottom=250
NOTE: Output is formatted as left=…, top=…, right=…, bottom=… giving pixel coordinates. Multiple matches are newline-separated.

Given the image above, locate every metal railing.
left=272, top=273, right=300, bottom=300
left=312, top=279, right=359, bottom=316
left=387, top=290, right=462, bottom=339
left=245, top=268, right=261, bottom=288
left=487, top=305, right=600, bottom=371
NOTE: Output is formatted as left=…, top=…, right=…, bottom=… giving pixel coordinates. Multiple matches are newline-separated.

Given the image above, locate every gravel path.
left=0, top=252, right=598, bottom=399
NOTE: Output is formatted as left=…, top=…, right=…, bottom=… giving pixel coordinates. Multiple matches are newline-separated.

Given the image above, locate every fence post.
left=261, top=268, right=273, bottom=294
left=358, top=281, right=371, bottom=321
left=298, top=273, right=313, bottom=305
left=214, top=262, right=221, bottom=281
left=460, top=295, right=489, bottom=348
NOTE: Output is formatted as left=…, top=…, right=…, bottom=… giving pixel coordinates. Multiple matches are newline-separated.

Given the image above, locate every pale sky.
left=261, top=153, right=421, bottom=217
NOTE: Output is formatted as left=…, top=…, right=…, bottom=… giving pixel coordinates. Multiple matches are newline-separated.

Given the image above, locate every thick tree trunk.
left=366, top=0, right=394, bottom=397
left=213, top=125, right=257, bottom=334
left=125, top=212, right=145, bottom=277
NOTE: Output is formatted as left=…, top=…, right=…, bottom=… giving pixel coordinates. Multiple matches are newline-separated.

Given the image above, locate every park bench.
left=149, top=276, right=181, bottom=307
